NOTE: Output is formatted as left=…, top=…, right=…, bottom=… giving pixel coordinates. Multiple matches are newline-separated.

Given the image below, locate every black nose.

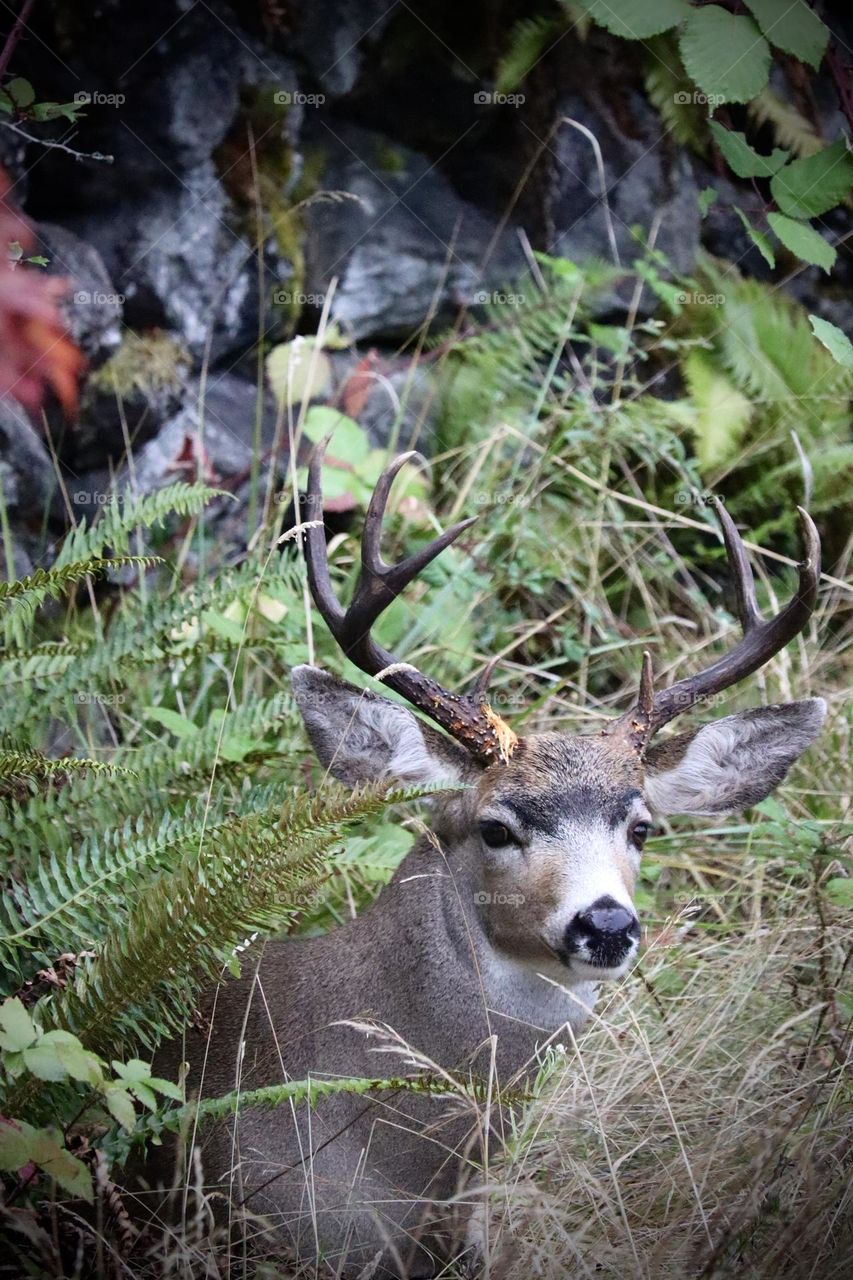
left=564, top=895, right=640, bottom=968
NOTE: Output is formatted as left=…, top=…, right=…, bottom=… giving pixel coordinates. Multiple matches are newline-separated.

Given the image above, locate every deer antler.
left=606, top=500, right=820, bottom=752
left=302, top=441, right=518, bottom=765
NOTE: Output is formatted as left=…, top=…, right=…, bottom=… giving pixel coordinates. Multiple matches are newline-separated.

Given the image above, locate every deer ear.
left=291, top=666, right=476, bottom=788
left=643, top=699, right=826, bottom=817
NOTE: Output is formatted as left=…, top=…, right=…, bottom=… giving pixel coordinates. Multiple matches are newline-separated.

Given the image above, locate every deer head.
left=293, top=446, right=825, bottom=981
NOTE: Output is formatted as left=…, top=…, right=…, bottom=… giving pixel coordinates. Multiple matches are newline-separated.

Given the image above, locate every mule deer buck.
left=143, top=447, right=824, bottom=1278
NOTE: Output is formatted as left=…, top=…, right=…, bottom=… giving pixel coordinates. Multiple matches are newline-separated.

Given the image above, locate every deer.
left=139, top=446, right=825, bottom=1279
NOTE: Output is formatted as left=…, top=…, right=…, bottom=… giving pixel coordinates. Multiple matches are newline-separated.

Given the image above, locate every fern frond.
left=31, top=782, right=456, bottom=1066
left=0, top=746, right=128, bottom=785
left=495, top=16, right=561, bottom=93
left=0, top=557, right=157, bottom=640
left=747, top=89, right=823, bottom=159
left=54, top=483, right=220, bottom=568
left=644, top=35, right=708, bottom=151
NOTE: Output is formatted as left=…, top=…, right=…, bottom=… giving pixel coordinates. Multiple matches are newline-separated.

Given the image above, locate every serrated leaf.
left=679, top=8, right=771, bottom=105
left=767, top=213, right=836, bottom=272
left=29, top=1132, right=93, bottom=1201
left=744, top=0, right=829, bottom=71
left=808, top=315, right=853, bottom=369
left=0, top=1119, right=34, bottom=1169
left=734, top=206, right=776, bottom=267
left=22, top=1040, right=69, bottom=1082
left=709, top=121, right=788, bottom=178
left=771, top=140, right=853, bottom=218
left=577, top=0, right=691, bottom=39
left=0, top=998, right=37, bottom=1052
left=104, top=1086, right=137, bottom=1131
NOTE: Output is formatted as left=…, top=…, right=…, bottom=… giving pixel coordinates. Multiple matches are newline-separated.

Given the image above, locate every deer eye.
left=629, top=820, right=652, bottom=850
left=479, top=819, right=515, bottom=848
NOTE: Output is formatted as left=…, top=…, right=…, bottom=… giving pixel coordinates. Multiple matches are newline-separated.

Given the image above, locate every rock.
left=697, top=172, right=774, bottom=281
left=327, top=349, right=436, bottom=450
left=303, top=124, right=528, bottom=342
left=71, top=332, right=193, bottom=472
left=549, top=92, right=700, bottom=279
left=288, top=0, right=396, bottom=97
left=34, top=223, right=122, bottom=367
left=79, top=371, right=286, bottom=507
left=70, top=163, right=258, bottom=363
left=0, top=398, right=62, bottom=519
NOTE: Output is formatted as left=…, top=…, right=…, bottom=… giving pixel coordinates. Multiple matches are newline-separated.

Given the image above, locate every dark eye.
left=630, top=820, right=652, bottom=849
left=479, top=820, right=514, bottom=848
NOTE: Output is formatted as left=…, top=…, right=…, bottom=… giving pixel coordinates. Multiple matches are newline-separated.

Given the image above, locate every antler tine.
left=304, top=434, right=345, bottom=634
left=713, top=498, right=762, bottom=633
left=647, top=504, right=820, bottom=735
left=301, top=439, right=517, bottom=765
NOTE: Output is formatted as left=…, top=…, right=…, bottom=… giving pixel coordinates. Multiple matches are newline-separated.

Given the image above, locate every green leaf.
left=679, top=8, right=771, bottom=105
left=697, top=187, right=718, bottom=217
left=302, top=406, right=371, bottom=465
left=708, top=121, right=788, bottom=178
left=38, top=1030, right=103, bottom=1086
left=577, top=0, right=691, bottom=39
left=0, top=1119, right=34, bottom=1169
left=734, top=206, right=776, bottom=267
left=808, top=315, right=853, bottom=370
left=0, top=998, right=37, bottom=1052
left=5, top=77, right=35, bottom=108
left=22, top=1040, right=68, bottom=1083
left=770, top=140, right=853, bottom=219
left=104, top=1086, right=137, bottom=1131
left=266, top=337, right=331, bottom=407
left=767, top=213, right=836, bottom=272
left=744, top=0, right=829, bottom=71
left=29, top=1131, right=93, bottom=1201
left=143, top=707, right=200, bottom=739
left=825, top=877, right=853, bottom=907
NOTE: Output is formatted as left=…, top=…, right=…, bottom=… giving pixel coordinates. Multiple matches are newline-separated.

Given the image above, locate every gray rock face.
left=289, top=0, right=397, bottom=97
left=304, top=124, right=528, bottom=341
left=72, top=164, right=257, bottom=362
left=550, top=93, right=700, bottom=277
left=0, top=399, right=58, bottom=517
left=34, top=223, right=122, bottom=367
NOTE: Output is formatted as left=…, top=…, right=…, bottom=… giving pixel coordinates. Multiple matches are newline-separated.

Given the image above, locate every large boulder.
left=550, top=92, right=700, bottom=277
left=303, top=124, right=528, bottom=342
left=34, top=223, right=122, bottom=367
left=69, top=163, right=258, bottom=363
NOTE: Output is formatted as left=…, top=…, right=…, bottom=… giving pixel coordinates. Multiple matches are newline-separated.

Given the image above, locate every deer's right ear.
left=291, top=666, right=477, bottom=788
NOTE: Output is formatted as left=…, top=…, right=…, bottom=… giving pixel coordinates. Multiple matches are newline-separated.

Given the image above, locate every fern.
left=495, top=16, right=561, bottom=93
left=747, top=88, right=823, bottom=159
left=644, top=34, right=708, bottom=151
left=0, top=556, right=156, bottom=644
left=53, top=482, right=219, bottom=568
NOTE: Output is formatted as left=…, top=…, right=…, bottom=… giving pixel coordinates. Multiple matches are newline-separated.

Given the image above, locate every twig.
left=0, top=118, right=113, bottom=163
left=0, top=0, right=36, bottom=82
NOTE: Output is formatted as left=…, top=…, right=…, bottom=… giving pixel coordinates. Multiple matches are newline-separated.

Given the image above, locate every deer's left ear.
left=643, top=699, right=826, bottom=817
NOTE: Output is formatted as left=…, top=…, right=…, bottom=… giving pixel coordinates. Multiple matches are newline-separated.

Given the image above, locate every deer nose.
left=564, top=895, right=640, bottom=968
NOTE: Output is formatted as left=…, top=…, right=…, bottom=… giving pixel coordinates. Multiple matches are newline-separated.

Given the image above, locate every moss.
left=90, top=331, right=190, bottom=400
